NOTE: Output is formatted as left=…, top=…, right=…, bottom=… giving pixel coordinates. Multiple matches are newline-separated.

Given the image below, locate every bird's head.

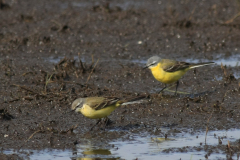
left=144, top=56, right=161, bottom=69
left=71, top=98, right=84, bottom=113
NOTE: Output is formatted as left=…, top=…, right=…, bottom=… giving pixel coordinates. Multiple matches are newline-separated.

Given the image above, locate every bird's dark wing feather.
left=86, top=97, right=120, bottom=110
left=161, top=59, right=191, bottom=72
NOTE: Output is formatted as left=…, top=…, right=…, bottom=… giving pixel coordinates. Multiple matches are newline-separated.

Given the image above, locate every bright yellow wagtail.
left=71, top=96, right=145, bottom=130
left=144, top=56, right=214, bottom=94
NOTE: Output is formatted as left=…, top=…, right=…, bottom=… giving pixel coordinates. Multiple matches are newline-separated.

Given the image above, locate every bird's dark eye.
left=150, top=62, right=156, bottom=66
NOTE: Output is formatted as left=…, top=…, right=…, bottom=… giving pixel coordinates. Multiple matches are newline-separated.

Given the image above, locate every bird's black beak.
left=143, top=65, right=149, bottom=70
left=71, top=106, right=76, bottom=112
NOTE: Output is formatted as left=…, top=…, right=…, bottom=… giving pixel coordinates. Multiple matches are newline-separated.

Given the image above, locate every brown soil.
left=0, top=0, right=240, bottom=158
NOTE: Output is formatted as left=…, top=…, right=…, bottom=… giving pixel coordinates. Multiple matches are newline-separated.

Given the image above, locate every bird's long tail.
left=189, top=62, right=215, bottom=69
left=119, top=95, right=147, bottom=106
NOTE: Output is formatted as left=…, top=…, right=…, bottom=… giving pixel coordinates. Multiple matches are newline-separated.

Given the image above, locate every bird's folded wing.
left=161, top=59, right=191, bottom=72
left=86, top=97, right=120, bottom=110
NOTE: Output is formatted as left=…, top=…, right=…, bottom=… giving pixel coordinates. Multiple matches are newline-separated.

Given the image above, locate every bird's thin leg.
left=102, top=117, right=109, bottom=130
left=175, top=80, right=179, bottom=95
left=158, top=84, right=167, bottom=94
left=90, top=119, right=102, bottom=131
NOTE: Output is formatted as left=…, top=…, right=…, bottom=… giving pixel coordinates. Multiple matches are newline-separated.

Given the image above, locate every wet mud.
left=0, top=0, right=240, bottom=159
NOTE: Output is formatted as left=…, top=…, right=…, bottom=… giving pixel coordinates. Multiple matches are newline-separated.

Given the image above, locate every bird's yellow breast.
left=150, top=63, right=188, bottom=84
left=80, top=104, right=120, bottom=119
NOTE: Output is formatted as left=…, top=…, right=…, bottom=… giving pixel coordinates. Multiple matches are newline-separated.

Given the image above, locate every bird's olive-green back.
left=161, top=59, right=191, bottom=72
left=85, top=97, right=120, bottom=110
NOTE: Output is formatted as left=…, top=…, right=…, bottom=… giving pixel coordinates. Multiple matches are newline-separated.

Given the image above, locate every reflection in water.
left=82, top=149, right=111, bottom=155
left=46, top=53, right=240, bottom=67
left=74, top=129, right=240, bottom=159
left=72, top=142, right=120, bottom=160
left=2, top=129, right=240, bottom=159
left=151, top=137, right=175, bottom=143
left=108, top=129, right=240, bottom=159
left=75, top=158, right=117, bottom=160
left=70, top=1, right=148, bottom=11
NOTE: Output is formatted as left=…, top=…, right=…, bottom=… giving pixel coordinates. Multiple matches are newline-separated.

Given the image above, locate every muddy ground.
left=0, top=0, right=240, bottom=159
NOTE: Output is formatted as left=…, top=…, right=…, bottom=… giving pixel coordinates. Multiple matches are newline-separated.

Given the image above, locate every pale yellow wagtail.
left=144, top=56, right=214, bottom=94
left=71, top=96, right=146, bottom=130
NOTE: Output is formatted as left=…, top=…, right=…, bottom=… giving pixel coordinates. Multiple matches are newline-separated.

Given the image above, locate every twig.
left=60, top=124, right=79, bottom=134
left=25, top=130, right=42, bottom=142
left=45, top=73, right=54, bottom=92
left=205, top=110, right=214, bottom=144
left=12, top=84, right=47, bottom=97
left=22, top=72, right=34, bottom=76
left=224, top=12, right=240, bottom=24
left=221, top=63, right=227, bottom=77
left=222, top=90, right=230, bottom=102
left=188, top=7, right=196, bottom=21
left=8, top=98, right=20, bottom=103
left=118, top=63, right=125, bottom=68
left=51, top=20, right=62, bottom=32
left=41, top=80, right=85, bottom=87
left=91, top=54, right=94, bottom=66
left=85, top=59, right=99, bottom=85
left=78, top=53, right=85, bottom=73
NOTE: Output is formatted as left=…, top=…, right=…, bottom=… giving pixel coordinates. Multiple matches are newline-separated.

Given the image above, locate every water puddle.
left=46, top=53, right=240, bottom=66
left=3, top=129, right=240, bottom=160
left=45, top=53, right=240, bottom=79
left=184, top=53, right=240, bottom=79
left=59, top=0, right=151, bottom=11
left=184, top=53, right=240, bottom=67
left=71, top=1, right=148, bottom=10
left=47, top=55, right=87, bottom=64
left=46, top=56, right=146, bottom=64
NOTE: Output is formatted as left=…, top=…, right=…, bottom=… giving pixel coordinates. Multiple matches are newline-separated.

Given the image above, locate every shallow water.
left=70, top=1, right=152, bottom=10
left=46, top=53, right=240, bottom=67
left=46, top=54, right=240, bottom=81
left=184, top=53, right=240, bottom=67
left=3, top=129, right=240, bottom=160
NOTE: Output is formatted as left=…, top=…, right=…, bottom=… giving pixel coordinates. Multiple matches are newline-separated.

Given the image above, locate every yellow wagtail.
left=71, top=96, right=145, bottom=130
left=144, top=56, right=214, bottom=94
